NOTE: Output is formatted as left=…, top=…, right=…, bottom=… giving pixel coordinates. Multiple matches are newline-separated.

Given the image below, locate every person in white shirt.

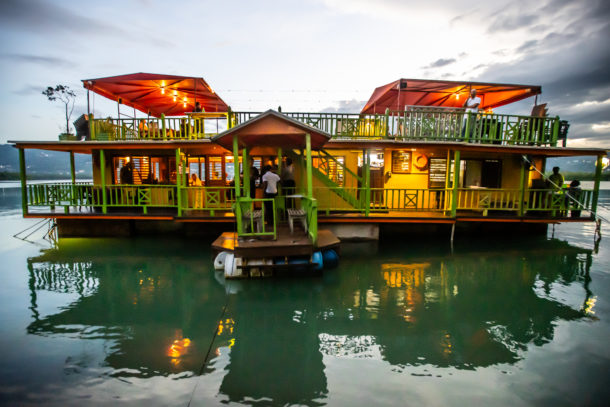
left=462, top=89, right=481, bottom=137
left=261, top=165, right=281, bottom=223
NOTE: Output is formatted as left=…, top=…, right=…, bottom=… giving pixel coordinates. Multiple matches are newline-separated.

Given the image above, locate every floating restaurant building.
left=9, top=74, right=608, bottom=274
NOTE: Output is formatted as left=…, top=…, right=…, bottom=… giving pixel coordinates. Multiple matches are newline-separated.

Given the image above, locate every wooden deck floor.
left=212, top=226, right=340, bottom=258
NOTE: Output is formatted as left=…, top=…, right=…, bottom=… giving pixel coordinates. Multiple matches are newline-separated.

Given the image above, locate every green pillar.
left=277, top=147, right=282, bottom=195
left=364, top=149, right=371, bottom=216
left=243, top=147, right=250, bottom=198
left=233, top=135, right=241, bottom=198
left=70, top=152, right=76, bottom=184
left=451, top=150, right=460, bottom=217
left=518, top=158, right=527, bottom=217
left=19, top=148, right=28, bottom=216
left=591, top=154, right=603, bottom=216
left=306, top=133, right=313, bottom=199
left=176, top=148, right=182, bottom=217
left=100, top=149, right=107, bottom=214
left=161, top=113, right=167, bottom=140
left=89, top=113, right=96, bottom=140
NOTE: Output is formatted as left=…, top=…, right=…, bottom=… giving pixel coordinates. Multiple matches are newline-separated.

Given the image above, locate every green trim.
left=518, top=159, right=527, bottom=217
left=591, top=155, right=603, bottom=215
left=306, top=133, right=313, bottom=199
left=451, top=150, right=460, bottom=217
left=243, top=147, right=250, bottom=198
left=175, top=148, right=182, bottom=217
left=233, top=134, right=240, bottom=198
left=100, top=149, right=107, bottom=214
left=19, top=148, right=28, bottom=216
left=364, top=149, right=371, bottom=217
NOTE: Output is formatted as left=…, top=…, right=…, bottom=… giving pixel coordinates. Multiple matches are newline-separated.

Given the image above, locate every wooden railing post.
left=233, top=135, right=241, bottom=199
left=100, top=149, right=107, bottom=214
left=518, top=158, right=527, bottom=216
left=243, top=147, right=250, bottom=198
left=451, top=150, right=460, bottom=217
left=19, top=148, right=28, bottom=216
left=70, top=151, right=76, bottom=208
left=306, top=134, right=313, bottom=199
left=551, top=116, right=560, bottom=146
left=591, top=154, right=603, bottom=216
left=463, top=112, right=472, bottom=142
left=364, top=149, right=371, bottom=216
left=161, top=113, right=167, bottom=140
left=175, top=148, right=182, bottom=216
left=384, top=108, right=390, bottom=138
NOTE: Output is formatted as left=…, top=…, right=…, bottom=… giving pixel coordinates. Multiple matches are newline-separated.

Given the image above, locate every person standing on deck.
left=281, top=157, right=296, bottom=208
left=262, top=165, right=281, bottom=224
left=462, top=89, right=481, bottom=137
left=547, top=166, right=565, bottom=190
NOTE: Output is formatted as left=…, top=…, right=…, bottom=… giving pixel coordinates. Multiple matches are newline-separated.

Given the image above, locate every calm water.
left=1, top=185, right=610, bottom=406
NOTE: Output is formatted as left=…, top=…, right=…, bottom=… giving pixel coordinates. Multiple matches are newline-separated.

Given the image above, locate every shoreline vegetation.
left=0, top=172, right=92, bottom=181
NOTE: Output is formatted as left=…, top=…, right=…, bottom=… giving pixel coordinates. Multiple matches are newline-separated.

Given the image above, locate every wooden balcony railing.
left=84, top=107, right=567, bottom=147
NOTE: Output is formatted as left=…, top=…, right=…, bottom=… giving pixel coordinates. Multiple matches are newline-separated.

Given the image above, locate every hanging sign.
left=429, top=158, right=447, bottom=188
left=392, top=150, right=411, bottom=173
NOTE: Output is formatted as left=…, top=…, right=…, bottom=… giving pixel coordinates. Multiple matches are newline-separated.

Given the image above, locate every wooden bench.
left=287, top=208, right=308, bottom=234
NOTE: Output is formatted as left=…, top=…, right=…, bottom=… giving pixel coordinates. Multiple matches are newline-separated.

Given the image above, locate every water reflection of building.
left=24, top=237, right=596, bottom=404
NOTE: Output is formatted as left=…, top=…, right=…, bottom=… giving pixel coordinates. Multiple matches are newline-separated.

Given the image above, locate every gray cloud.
left=477, top=1, right=610, bottom=146
left=1, top=53, right=72, bottom=68
left=488, top=13, right=539, bottom=33
left=11, top=84, right=44, bottom=96
left=0, top=0, right=174, bottom=48
left=321, top=99, right=366, bottom=113
left=423, top=58, right=456, bottom=69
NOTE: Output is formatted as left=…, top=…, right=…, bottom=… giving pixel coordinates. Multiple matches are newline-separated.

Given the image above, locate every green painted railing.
left=84, top=109, right=565, bottom=146
left=234, top=197, right=276, bottom=239
left=234, top=109, right=563, bottom=146
left=300, top=196, right=318, bottom=245
left=180, top=186, right=235, bottom=215
left=25, top=183, right=593, bottom=219
left=91, top=113, right=229, bottom=141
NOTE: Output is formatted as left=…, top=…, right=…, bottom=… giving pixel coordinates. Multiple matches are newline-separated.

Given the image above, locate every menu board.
left=391, top=150, right=411, bottom=173
left=429, top=158, right=447, bottom=188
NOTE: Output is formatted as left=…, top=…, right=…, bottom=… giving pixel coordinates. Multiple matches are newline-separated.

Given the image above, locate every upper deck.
left=82, top=106, right=568, bottom=148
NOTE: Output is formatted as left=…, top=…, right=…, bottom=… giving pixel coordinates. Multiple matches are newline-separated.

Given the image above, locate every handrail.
left=234, top=197, right=276, bottom=239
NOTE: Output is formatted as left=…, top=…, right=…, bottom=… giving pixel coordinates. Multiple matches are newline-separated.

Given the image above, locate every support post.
left=175, top=148, right=182, bottom=217
left=19, top=148, right=28, bottom=216
left=100, top=149, right=107, bottom=214
left=518, top=158, right=527, bottom=217
left=464, top=112, right=472, bottom=142
left=89, top=113, right=95, bottom=140
left=364, top=149, right=371, bottom=216
left=161, top=113, right=167, bottom=140
left=243, top=147, right=250, bottom=198
left=306, top=133, right=313, bottom=199
left=451, top=150, right=460, bottom=217
left=384, top=107, right=390, bottom=138
left=277, top=147, right=282, bottom=195
left=592, top=154, right=603, bottom=216
left=551, top=116, right=560, bottom=146
left=70, top=151, right=76, bottom=208
left=233, top=135, right=241, bottom=198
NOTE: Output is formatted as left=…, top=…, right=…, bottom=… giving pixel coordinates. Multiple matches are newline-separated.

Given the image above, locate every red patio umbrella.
left=361, top=79, right=541, bottom=114
left=82, top=73, right=229, bottom=117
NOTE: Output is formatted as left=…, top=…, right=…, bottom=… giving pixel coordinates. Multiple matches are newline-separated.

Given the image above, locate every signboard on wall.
left=391, top=150, right=411, bottom=173
left=429, top=157, right=447, bottom=188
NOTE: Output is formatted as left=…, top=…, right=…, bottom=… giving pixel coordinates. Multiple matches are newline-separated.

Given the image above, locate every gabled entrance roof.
left=82, top=73, right=229, bottom=117
left=212, top=110, right=331, bottom=150
left=361, top=79, right=542, bottom=114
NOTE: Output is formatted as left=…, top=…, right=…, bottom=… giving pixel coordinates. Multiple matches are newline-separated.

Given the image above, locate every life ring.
left=414, top=154, right=429, bottom=171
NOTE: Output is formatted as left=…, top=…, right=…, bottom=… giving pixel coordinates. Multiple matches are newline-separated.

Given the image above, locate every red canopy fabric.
left=361, top=79, right=542, bottom=114
left=82, top=73, right=229, bottom=117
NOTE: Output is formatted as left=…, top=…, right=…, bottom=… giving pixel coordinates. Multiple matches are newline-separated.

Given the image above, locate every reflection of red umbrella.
left=361, top=79, right=541, bottom=114
left=82, top=73, right=229, bottom=117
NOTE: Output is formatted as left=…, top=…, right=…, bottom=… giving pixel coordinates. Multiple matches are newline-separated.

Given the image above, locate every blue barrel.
left=322, top=249, right=339, bottom=268
left=312, top=251, right=324, bottom=271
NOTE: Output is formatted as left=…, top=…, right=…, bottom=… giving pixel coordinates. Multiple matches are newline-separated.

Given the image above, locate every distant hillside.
left=0, top=144, right=92, bottom=179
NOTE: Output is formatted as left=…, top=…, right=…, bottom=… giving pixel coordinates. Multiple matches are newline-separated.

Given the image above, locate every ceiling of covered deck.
left=82, top=73, right=229, bottom=117
left=212, top=110, right=331, bottom=151
left=361, top=79, right=542, bottom=114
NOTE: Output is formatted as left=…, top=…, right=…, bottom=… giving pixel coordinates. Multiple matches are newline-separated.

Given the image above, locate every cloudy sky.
left=0, top=0, right=608, bottom=147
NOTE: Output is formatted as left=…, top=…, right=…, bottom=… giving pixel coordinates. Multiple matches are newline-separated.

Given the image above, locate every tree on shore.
left=42, top=85, right=76, bottom=135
